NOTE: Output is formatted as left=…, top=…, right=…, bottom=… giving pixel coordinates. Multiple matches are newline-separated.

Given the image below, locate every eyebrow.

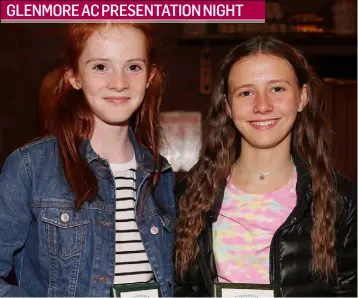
left=267, top=79, right=292, bottom=86
left=85, top=58, right=147, bottom=64
left=231, top=79, right=292, bottom=94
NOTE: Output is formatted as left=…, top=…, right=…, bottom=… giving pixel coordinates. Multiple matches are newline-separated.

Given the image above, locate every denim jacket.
left=0, top=130, right=176, bottom=297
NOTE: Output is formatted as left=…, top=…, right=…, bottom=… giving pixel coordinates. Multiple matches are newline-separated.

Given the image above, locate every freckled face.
left=227, top=54, right=308, bottom=149
left=68, top=26, right=154, bottom=126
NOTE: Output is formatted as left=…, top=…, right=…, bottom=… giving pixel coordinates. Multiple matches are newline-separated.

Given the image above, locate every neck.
left=90, top=118, right=134, bottom=164
left=230, top=135, right=294, bottom=192
left=237, top=136, right=292, bottom=175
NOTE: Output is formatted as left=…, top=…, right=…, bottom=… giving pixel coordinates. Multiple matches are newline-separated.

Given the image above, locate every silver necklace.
left=236, top=156, right=293, bottom=180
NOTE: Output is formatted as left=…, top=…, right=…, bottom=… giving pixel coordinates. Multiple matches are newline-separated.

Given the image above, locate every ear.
left=225, top=95, right=232, bottom=118
left=66, top=69, right=82, bottom=90
left=146, top=65, right=157, bottom=89
left=298, top=84, right=309, bottom=112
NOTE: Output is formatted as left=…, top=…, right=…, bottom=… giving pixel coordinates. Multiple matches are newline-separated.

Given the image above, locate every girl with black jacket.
left=174, top=36, right=357, bottom=297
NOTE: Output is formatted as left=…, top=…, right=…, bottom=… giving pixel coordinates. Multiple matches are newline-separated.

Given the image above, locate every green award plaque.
left=214, top=282, right=275, bottom=297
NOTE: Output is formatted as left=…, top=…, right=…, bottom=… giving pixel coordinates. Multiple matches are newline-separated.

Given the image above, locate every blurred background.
left=0, top=0, right=356, bottom=179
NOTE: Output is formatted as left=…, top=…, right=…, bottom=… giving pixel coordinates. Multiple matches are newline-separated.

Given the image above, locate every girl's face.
left=227, top=53, right=308, bottom=150
left=68, top=25, right=155, bottom=126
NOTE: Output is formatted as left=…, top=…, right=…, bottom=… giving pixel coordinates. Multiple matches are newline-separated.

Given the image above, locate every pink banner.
left=1, top=1, right=265, bottom=22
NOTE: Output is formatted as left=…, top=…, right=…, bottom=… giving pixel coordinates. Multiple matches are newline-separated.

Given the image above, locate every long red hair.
left=42, top=24, right=165, bottom=209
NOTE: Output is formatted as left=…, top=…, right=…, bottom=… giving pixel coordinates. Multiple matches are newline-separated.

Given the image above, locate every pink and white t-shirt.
left=213, top=169, right=297, bottom=284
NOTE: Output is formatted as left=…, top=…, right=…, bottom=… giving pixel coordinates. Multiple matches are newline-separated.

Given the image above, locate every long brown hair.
left=175, top=36, right=337, bottom=282
left=42, top=23, right=165, bottom=209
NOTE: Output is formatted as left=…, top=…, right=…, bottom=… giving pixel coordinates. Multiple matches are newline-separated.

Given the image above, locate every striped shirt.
left=110, top=156, right=154, bottom=285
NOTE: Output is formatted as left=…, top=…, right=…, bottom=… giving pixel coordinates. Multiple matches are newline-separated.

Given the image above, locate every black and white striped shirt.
left=110, top=156, right=154, bottom=285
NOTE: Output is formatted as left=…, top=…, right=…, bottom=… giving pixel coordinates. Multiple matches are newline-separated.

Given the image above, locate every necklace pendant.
left=259, top=174, right=265, bottom=180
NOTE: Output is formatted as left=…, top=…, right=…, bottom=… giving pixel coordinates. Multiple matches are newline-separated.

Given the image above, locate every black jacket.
left=175, top=156, right=357, bottom=297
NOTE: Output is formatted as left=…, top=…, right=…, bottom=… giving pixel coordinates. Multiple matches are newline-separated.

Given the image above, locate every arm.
left=0, top=149, right=32, bottom=296
left=174, top=266, right=210, bottom=297
left=173, top=178, right=210, bottom=297
left=333, top=179, right=357, bottom=296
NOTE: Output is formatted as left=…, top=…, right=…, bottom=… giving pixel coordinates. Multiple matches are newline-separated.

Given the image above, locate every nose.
left=107, top=70, right=129, bottom=91
left=253, top=93, right=273, bottom=113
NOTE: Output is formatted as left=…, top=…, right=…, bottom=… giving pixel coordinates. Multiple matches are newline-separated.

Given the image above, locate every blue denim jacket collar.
left=79, top=128, right=171, bottom=173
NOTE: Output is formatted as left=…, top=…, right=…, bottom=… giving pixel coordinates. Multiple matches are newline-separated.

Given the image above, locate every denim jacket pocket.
left=41, top=207, right=89, bottom=260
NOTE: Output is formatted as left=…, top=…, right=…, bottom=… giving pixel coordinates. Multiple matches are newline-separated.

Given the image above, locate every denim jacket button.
left=150, top=226, right=159, bottom=235
left=61, top=213, right=70, bottom=223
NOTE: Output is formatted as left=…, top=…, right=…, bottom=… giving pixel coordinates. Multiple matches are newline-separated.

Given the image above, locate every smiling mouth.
left=249, top=118, right=279, bottom=129
left=104, top=97, right=130, bottom=103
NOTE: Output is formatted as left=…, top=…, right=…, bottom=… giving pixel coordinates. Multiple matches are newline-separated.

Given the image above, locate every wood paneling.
left=323, top=79, right=357, bottom=179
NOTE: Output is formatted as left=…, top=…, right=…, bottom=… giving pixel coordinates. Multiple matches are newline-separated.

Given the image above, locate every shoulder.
left=0, top=135, right=56, bottom=185
left=3, top=135, right=58, bottom=163
left=2, top=135, right=59, bottom=176
left=334, top=172, right=356, bottom=229
left=19, top=135, right=58, bottom=155
left=335, top=172, right=356, bottom=206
